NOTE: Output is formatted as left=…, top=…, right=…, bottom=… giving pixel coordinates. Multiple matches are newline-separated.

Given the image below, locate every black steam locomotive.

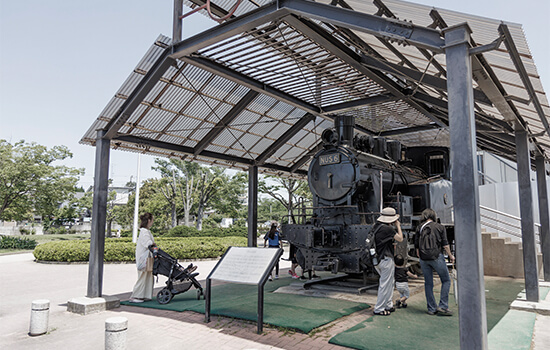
left=282, top=115, right=454, bottom=277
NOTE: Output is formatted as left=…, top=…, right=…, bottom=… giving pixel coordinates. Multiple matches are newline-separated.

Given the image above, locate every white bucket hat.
left=377, top=207, right=400, bottom=223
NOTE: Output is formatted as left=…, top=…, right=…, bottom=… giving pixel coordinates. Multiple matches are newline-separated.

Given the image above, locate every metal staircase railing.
left=480, top=205, right=541, bottom=245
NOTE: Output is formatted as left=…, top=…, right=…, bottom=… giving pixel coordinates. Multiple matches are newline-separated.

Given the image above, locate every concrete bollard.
left=105, top=317, right=128, bottom=350
left=29, top=299, right=50, bottom=336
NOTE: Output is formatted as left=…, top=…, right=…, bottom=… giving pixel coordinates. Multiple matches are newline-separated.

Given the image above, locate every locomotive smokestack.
left=334, top=115, right=354, bottom=146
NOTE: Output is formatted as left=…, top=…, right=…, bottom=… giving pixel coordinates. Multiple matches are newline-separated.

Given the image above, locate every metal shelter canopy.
left=81, top=0, right=550, bottom=174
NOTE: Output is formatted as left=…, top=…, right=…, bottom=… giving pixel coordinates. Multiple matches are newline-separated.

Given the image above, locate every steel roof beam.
left=499, top=24, right=550, bottom=137
left=114, top=134, right=307, bottom=175
left=193, top=90, right=259, bottom=156
left=103, top=49, right=176, bottom=140
left=289, top=142, right=324, bottom=173
left=321, top=94, right=397, bottom=113
left=255, top=113, right=316, bottom=165
left=286, top=15, right=447, bottom=129
left=410, top=92, right=514, bottom=133
left=171, top=3, right=289, bottom=59
left=360, top=55, right=492, bottom=106
left=280, top=0, right=445, bottom=52
left=379, top=123, right=440, bottom=136
left=182, top=56, right=322, bottom=115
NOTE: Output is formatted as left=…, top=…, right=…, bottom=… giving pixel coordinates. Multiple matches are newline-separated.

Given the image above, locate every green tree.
left=0, top=140, right=83, bottom=221
left=257, top=198, right=287, bottom=224
left=136, top=178, right=173, bottom=232
left=210, top=171, right=247, bottom=220
left=258, top=175, right=311, bottom=224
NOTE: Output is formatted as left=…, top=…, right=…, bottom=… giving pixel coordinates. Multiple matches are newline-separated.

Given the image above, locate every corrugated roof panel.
left=143, top=81, right=168, bottom=104
left=182, top=94, right=223, bottom=120
left=225, top=148, right=251, bottom=159
left=81, top=0, right=549, bottom=172
left=230, top=109, right=262, bottom=129
left=232, top=132, right=261, bottom=150
left=125, top=104, right=149, bottom=125
left=158, top=86, right=197, bottom=113
left=212, top=128, right=243, bottom=147
left=117, top=72, right=145, bottom=97
left=166, top=115, right=203, bottom=137
left=98, top=97, right=125, bottom=121
left=247, top=94, right=278, bottom=115
left=190, top=124, right=214, bottom=141
left=182, top=139, right=197, bottom=148
left=204, top=102, right=234, bottom=124
left=249, top=137, right=274, bottom=155
left=135, top=37, right=169, bottom=73
left=174, top=64, right=214, bottom=89
left=246, top=116, right=277, bottom=135
left=139, top=108, right=176, bottom=132
left=156, top=133, right=185, bottom=145
left=200, top=74, right=240, bottom=97
left=265, top=101, right=296, bottom=120
left=271, top=143, right=293, bottom=160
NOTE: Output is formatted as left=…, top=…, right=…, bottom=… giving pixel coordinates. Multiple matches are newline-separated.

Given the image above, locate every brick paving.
left=1, top=252, right=548, bottom=349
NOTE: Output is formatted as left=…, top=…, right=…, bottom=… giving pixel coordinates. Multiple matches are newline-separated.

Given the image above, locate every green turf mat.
left=122, top=276, right=370, bottom=333
left=329, top=277, right=524, bottom=350
left=488, top=310, right=535, bottom=350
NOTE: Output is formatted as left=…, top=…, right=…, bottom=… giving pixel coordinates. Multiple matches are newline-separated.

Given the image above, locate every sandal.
left=373, top=310, right=391, bottom=316
left=386, top=307, right=396, bottom=313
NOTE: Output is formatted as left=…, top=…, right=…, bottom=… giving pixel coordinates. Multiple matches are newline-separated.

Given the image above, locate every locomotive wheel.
left=157, top=288, right=173, bottom=304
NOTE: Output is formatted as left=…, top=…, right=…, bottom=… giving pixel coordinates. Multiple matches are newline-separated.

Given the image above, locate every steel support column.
left=516, top=127, right=540, bottom=301
left=87, top=130, right=110, bottom=297
left=536, top=155, right=550, bottom=281
left=173, top=0, right=183, bottom=43
left=247, top=166, right=258, bottom=247
left=443, top=23, right=487, bottom=349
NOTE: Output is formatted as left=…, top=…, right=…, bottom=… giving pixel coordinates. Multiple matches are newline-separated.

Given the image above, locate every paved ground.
left=0, top=253, right=548, bottom=349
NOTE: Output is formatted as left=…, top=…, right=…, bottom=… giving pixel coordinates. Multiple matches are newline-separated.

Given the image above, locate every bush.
left=33, top=236, right=247, bottom=262
left=166, top=225, right=200, bottom=237
left=165, top=225, right=247, bottom=238
left=45, top=226, right=69, bottom=235
left=0, top=235, right=38, bottom=250
left=19, top=227, right=36, bottom=235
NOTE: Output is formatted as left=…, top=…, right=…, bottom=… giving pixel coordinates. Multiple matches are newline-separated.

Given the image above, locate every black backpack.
left=418, top=222, right=440, bottom=260
left=364, top=224, right=392, bottom=266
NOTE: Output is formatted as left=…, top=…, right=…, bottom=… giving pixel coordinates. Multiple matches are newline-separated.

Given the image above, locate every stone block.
left=67, top=296, right=120, bottom=315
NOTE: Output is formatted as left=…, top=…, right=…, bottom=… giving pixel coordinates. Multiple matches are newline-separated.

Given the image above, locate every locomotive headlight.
left=322, top=128, right=339, bottom=146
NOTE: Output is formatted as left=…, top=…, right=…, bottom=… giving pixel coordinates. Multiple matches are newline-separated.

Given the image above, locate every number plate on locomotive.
left=319, top=154, right=340, bottom=165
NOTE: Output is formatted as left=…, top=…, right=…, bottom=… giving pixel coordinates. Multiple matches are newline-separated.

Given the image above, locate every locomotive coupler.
left=313, top=257, right=341, bottom=274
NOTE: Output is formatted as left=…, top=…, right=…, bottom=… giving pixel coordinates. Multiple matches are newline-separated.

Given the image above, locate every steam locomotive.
left=282, top=115, right=454, bottom=277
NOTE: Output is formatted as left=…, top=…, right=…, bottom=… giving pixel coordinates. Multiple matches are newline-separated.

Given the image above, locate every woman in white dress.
left=129, top=213, right=156, bottom=303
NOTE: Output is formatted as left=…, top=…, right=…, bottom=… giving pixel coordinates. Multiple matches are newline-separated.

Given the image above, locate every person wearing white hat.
left=372, top=207, right=403, bottom=316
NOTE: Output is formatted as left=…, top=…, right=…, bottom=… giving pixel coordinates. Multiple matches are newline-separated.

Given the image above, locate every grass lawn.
left=0, top=233, right=91, bottom=255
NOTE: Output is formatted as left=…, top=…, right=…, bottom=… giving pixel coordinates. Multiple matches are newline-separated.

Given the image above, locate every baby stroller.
left=150, top=247, right=204, bottom=304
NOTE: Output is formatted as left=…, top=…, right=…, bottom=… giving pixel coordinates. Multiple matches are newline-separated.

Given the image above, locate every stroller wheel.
left=197, top=289, right=203, bottom=300
left=157, top=288, right=173, bottom=304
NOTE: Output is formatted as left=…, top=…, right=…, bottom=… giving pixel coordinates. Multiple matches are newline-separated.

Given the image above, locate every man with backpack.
left=415, top=208, right=455, bottom=316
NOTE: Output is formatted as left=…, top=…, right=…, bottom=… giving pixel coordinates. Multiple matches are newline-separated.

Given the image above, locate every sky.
left=1, top=0, right=548, bottom=189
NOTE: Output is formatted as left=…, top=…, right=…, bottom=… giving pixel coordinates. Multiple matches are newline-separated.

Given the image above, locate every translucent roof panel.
left=82, top=0, right=550, bottom=177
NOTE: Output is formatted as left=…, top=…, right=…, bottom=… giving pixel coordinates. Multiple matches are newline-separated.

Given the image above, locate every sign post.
left=205, top=247, right=283, bottom=334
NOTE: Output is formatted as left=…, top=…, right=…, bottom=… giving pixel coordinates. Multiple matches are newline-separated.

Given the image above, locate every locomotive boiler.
left=282, top=115, right=454, bottom=277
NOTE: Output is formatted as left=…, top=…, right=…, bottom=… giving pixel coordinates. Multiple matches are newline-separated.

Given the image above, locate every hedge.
left=33, top=236, right=247, bottom=262
left=0, top=235, right=38, bottom=250
left=165, top=225, right=247, bottom=237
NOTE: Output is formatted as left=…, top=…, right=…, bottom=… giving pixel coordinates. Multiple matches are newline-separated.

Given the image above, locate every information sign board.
left=209, top=247, right=280, bottom=285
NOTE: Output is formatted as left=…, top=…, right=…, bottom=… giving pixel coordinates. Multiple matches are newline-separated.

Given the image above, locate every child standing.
left=264, top=223, right=281, bottom=280
left=394, top=254, right=418, bottom=308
